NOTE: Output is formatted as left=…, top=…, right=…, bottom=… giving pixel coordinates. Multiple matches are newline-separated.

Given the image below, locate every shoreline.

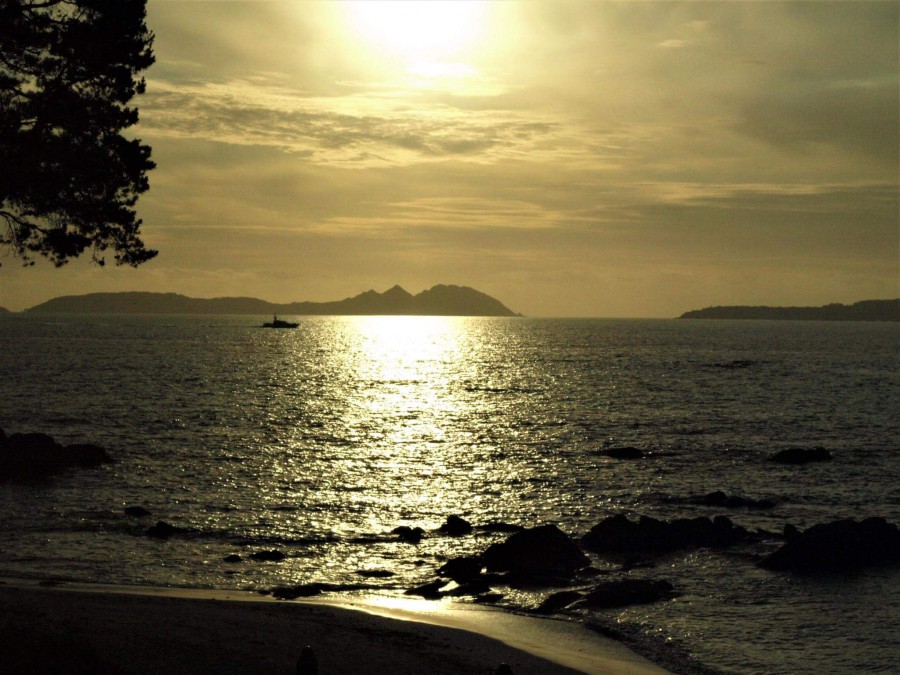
left=0, top=578, right=668, bottom=674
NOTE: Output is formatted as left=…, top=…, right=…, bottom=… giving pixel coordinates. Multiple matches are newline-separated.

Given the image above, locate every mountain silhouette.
left=679, top=299, right=898, bottom=322
left=25, top=285, right=521, bottom=317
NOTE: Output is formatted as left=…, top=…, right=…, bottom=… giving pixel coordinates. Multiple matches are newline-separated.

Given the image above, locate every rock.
left=145, top=521, right=185, bottom=539
left=437, top=556, right=483, bottom=582
left=0, top=432, right=113, bottom=480
left=405, top=579, right=445, bottom=599
left=596, top=446, right=644, bottom=460
left=581, top=514, right=750, bottom=556
left=392, top=526, right=425, bottom=544
left=124, top=506, right=152, bottom=517
left=482, top=524, right=589, bottom=583
left=770, top=447, right=832, bottom=464
left=272, top=584, right=323, bottom=599
left=438, top=515, right=473, bottom=536
left=534, top=590, right=583, bottom=614
left=580, top=579, right=677, bottom=608
left=65, top=443, right=113, bottom=467
left=783, top=524, right=802, bottom=541
left=475, top=522, right=524, bottom=534
left=355, top=569, right=395, bottom=578
left=691, top=491, right=776, bottom=509
left=441, top=579, right=493, bottom=597
left=250, top=550, right=286, bottom=562
left=297, top=645, right=318, bottom=675
left=758, top=518, right=900, bottom=574
left=223, top=554, right=243, bottom=563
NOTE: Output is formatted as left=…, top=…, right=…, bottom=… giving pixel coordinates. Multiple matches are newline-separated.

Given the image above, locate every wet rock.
left=691, top=491, right=776, bottom=509
left=580, top=579, right=677, bottom=608
left=438, top=515, right=473, bottom=536
left=581, top=514, right=750, bottom=556
left=145, top=521, right=185, bottom=539
left=392, top=526, right=425, bottom=544
left=475, top=522, right=524, bottom=534
left=783, top=524, right=802, bottom=541
left=483, top=524, right=589, bottom=583
left=770, top=447, right=832, bottom=464
left=250, top=550, right=286, bottom=562
left=296, top=645, right=318, bottom=675
left=272, top=584, right=323, bottom=599
left=474, top=592, right=505, bottom=604
left=124, top=506, right=152, bottom=517
left=223, top=554, right=243, bottom=563
left=758, top=518, right=900, bottom=574
left=355, top=569, right=395, bottom=578
left=596, top=446, right=644, bottom=460
left=437, top=556, right=483, bottom=582
left=534, top=590, right=583, bottom=614
left=441, top=579, right=493, bottom=597
left=405, top=579, right=445, bottom=599
left=0, top=432, right=113, bottom=480
left=65, top=444, right=112, bottom=467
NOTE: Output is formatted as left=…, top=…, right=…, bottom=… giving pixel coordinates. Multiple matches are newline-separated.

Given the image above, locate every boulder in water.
left=250, top=550, right=286, bottom=562
left=392, top=525, right=425, bottom=544
left=758, top=518, right=900, bottom=573
left=580, top=578, right=677, bottom=608
left=769, top=447, right=832, bottom=464
left=438, top=515, right=473, bottom=536
left=0, top=432, right=113, bottom=480
left=437, top=556, right=484, bottom=582
left=534, top=590, right=583, bottom=614
left=581, top=513, right=750, bottom=556
left=482, top=524, right=589, bottom=583
left=145, top=521, right=185, bottom=539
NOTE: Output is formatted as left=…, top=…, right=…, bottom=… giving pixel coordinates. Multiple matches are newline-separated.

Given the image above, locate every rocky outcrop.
left=579, top=579, right=678, bottom=608
left=392, top=525, right=425, bottom=543
left=145, top=521, right=186, bottom=539
left=581, top=514, right=751, bottom=556
left=437, top=556, right=484, bottom=583
left=483, top=524, right=589, bottom=582
left=595, top=447, right=645, bottom=460
left=690, top=491, right=776, bottom=509
left=438, top=515, right=473, bottom=536
left=758, top=518, right=900, bottom=574
left=249, top=550, right=286, bottom=562
left=769, top=447, right=832, bottom=464
left=0, top=429, right=113, bottom=480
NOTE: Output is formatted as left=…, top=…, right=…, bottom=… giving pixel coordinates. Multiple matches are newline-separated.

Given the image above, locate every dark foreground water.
left=1, top=315, right=897, bottom=674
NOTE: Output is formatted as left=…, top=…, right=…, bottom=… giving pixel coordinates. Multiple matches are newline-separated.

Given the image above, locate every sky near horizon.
left=1, top=0, right=897, bottom=317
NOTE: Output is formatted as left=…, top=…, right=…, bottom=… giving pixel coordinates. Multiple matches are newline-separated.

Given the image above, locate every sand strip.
left=0, top=580, right=667, bottom=674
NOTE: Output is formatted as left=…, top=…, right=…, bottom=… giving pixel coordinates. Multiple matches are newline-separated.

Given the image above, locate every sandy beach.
left=0, top=580, right=667, bottom=674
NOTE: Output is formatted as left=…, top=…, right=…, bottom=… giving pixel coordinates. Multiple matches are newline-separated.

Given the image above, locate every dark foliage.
left=0, top=0, right=156, bottom=266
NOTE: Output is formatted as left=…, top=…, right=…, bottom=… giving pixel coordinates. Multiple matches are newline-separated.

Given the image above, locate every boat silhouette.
left=262, top=314, right=299, bottom=328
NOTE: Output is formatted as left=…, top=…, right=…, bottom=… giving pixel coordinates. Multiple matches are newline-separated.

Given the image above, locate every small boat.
left=262, top=314, right=299, bottom=328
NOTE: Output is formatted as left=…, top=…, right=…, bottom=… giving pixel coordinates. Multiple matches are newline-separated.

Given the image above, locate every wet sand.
left=0, top=580, right=668, bottom=674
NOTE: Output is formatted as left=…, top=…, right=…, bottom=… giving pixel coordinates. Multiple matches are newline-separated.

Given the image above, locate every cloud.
left=138, top=77, right=564, bottom=167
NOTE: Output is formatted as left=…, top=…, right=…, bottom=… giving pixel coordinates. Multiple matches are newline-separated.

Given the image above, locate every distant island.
left=679, top=299, right=899, bottom=322
left=24, top=284, right=521, bottom=317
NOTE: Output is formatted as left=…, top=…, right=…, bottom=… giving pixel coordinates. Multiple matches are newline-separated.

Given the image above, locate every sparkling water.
left=1, top=315, right=897, bottom=673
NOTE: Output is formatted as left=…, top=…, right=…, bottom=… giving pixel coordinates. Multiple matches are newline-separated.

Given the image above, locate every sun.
left=343, top=1, right=487, bottom=61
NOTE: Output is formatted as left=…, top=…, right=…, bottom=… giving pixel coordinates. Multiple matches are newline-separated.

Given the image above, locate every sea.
left=0, top=314, right=897, bottom=674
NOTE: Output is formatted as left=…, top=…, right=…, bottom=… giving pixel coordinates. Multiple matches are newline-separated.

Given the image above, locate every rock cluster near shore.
left=0, top=427, right=113, bottom=480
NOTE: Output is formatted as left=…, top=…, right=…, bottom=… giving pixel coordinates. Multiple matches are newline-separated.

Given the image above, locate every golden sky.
left=2, top=1, right=898, bottom=316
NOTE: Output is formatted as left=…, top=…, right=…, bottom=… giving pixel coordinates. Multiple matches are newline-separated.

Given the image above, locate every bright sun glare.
left=344, top=1, right=487, bottom=61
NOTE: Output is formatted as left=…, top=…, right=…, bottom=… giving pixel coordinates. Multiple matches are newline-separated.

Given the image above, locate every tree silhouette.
left=0, top=0, right=156, bottom=267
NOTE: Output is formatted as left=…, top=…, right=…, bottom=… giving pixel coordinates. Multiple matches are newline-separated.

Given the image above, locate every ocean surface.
left=1, top=315, right=897, bottom=674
